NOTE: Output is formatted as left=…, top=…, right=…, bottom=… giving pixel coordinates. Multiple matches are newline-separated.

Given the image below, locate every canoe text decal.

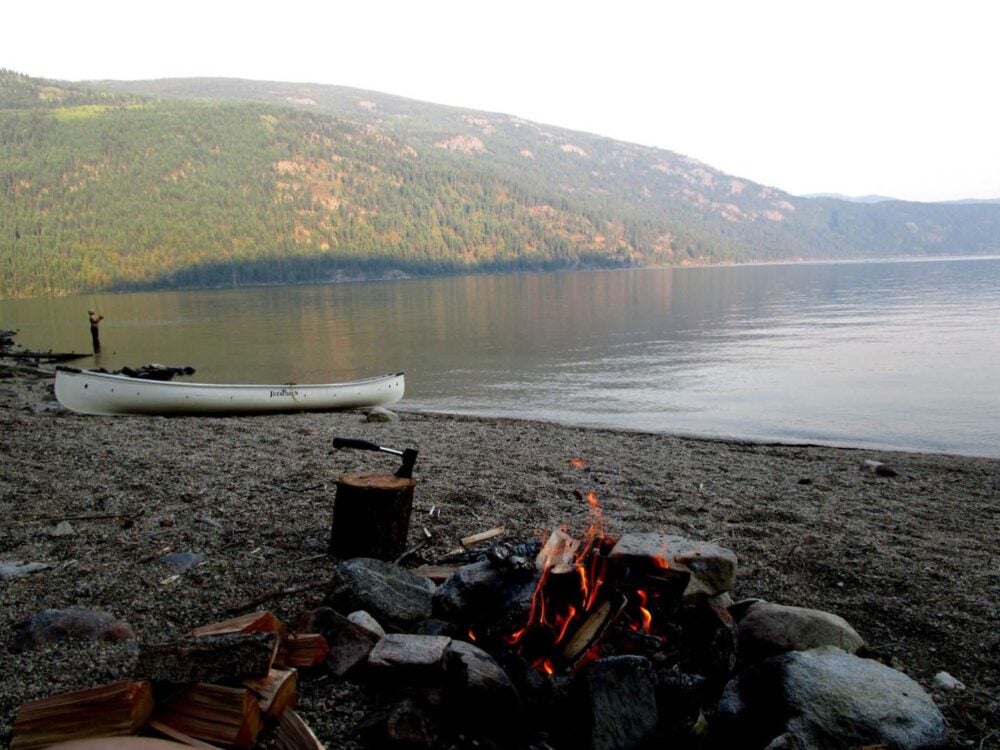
left=269, top=388, right=299, bottom=398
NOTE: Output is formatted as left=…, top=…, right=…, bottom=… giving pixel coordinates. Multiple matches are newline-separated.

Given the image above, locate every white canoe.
left=54, top=367, right=404, bottom=416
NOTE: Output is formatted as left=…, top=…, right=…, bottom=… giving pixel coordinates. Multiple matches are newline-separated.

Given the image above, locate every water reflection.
left=2, top=257, right=998, bottom=456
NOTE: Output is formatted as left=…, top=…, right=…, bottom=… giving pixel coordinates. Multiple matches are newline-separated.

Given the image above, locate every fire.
left=636, top=590, right=653, bottom=633
left=569, top=458, right=586, bottom=469
left=503, top=489, right=637, bottom=675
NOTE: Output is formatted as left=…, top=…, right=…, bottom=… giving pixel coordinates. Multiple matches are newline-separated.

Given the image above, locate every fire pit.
left=314, top=477, right=949, bottom=750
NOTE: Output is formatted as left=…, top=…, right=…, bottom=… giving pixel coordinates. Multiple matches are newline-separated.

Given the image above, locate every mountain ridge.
left=2, top=70, right=998, bottom=298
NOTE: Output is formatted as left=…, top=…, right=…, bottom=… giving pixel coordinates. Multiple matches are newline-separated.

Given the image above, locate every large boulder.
left=713, top=646, right=947, bottom=749
left=736, top=601, right=865, bottom=664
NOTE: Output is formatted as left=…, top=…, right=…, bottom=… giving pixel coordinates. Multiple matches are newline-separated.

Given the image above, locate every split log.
left=189, top=611, right=285, bottom=638
left=11, top=680, right=154, bottom=750
left=329, top=472, right=416, bottom=560
left=134, top=632, right=278, bottom=684
left=276, top=709, right=325, bottom=750
left=242, top=667, right=297, bottom=720
left=154, top=683, right=262, bottom=750
left=275, top=633, right=329, bottom=668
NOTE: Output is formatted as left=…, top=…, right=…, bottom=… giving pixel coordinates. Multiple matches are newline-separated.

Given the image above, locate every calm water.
left=2, top=258, right=998, bottom=457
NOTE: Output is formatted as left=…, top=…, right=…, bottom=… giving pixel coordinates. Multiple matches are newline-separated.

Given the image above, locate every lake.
left=2, top=257, right=998, bottom=457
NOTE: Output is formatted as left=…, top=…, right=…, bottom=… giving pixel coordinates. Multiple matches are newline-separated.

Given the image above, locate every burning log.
left=559, top=594, right=627, bottom=670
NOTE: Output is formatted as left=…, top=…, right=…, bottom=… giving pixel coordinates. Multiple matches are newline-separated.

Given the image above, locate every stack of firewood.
left=10, top=611, right=327, bottom=750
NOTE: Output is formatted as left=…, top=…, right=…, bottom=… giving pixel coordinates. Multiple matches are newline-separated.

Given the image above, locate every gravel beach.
left=1, top=363, right=997, bottom=748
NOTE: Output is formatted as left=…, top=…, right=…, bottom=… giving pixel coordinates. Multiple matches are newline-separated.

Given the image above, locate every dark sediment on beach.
left=0, top=364, right=997, bottom=748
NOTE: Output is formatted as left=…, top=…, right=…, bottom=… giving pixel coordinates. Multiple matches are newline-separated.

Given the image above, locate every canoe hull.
left=55, top=368, right=405, bottom=416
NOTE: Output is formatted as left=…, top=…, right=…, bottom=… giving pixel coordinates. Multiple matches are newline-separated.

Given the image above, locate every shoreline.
left=398, top=405, right=1000, bottom=460
left=1, top=364, right=997, bottom=747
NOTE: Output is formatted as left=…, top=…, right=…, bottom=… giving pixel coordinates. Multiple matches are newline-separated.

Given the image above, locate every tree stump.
left=330, top=472, right=416, bottom=560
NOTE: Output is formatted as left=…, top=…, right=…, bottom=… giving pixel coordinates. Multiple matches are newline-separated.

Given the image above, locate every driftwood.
left=1, top=350, right=88, bottom=363
left=133, top=632, right=278, bottom=684
left=228, top=578, right=334, bottom=614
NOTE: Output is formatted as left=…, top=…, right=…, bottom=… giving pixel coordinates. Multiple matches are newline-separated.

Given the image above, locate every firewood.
left=134, top=633, right=279, bottom=684
left=242, top=668, right=297, bottom=720
left=329, top=472, right=416, bottom=560
left=189, top=611, right=285, bottom=638
left=275, top=709, right=325, bottom=750
left=275, top=633, right=329, bottom=668
left=560, top=594, right=627, bottom=667
left=147, top=720, right=223, bottom=748
left=11, top=680, right=154, bottom=750
left=536, top=529, right=580, bottom=569
left=460, top=527, right=505, bottom=547
left=410, top=564, right=460, bottom=582
left=154, top=683, right=262, bottom=750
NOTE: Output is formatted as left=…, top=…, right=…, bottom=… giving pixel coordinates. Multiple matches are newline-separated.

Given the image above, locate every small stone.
left=348, top=610, right=386, bottom=637
left=158, top=550, right=205, bottom=570
left=932, top=671, right=965, bottom=690
left=49, top=520, right=76, bottom=537
left=12, top=606, right=136, bottom=652
left=0, top=561, right=50, bottom=580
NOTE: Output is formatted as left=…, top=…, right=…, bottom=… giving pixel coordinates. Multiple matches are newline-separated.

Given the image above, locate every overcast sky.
left=6, top=0, right=999, bottom=202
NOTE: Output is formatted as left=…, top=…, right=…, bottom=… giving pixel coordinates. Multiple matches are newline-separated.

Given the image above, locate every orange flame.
left=636, top=590, right=653, bottom=633
left=467, top=628, right=477, bottom=642
left=570, top=458, right=586, bottom=468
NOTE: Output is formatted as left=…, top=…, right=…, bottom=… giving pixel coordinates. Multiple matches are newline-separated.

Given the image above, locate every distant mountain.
left=2, top=70, right=999, bottom=298
left=802, top=193, right=899, bottom=203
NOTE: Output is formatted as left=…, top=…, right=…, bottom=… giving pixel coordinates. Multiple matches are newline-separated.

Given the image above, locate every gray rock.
left=572, top=655, right=659, bottom=750
left=297, top=606, right=381, bottom=677
left=863, top=459, right=900, bottom=477
left=348, top=609, right=386, bottom=637
left=326, top=557, right=436, bottom=631
left=158, top=550, right=205, bottom=570
left=12, top=606, right=136, bottom=652
left=443, top=640, right=523, bottom=738
left=0, top=561, right=50, bottom=580
left=738, top=601, right=865, bottom=664
left=608, top=532, right=738, bottom=597
left=932, top=671, right=965, bottom=690
left=49, top=520, right=76, bottom=537
left=326, top=610, right=382, bottom=677
left=431, top=559, right=511, bottom=621
left=715, top=646, right=948, bottom=749
left=369, top=634, right=452, bottom=683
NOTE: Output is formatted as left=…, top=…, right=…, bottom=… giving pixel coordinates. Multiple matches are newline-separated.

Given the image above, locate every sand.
left=0, top=364, right=997, bottom=748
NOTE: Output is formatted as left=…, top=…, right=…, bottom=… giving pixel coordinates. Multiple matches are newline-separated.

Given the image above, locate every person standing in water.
left=88, top=309, right=104, bottom=352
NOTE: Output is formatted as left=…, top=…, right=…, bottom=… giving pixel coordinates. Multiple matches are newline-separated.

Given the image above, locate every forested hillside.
left=2, top=70, right=999, bottom=298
